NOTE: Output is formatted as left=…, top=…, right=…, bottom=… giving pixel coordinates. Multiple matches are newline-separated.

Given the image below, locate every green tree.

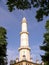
left=40, top=20, right=49, bottom=65
left=0, top=27, right=7, bottom=65
left=7, top=0, right=49, bottom=21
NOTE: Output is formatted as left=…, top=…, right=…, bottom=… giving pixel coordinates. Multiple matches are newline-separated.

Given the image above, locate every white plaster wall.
left=20, top=33, right=29, bottom=47
left=22, top=23, right=27, bottom=32
left=19, top=49, right=30, bottom=61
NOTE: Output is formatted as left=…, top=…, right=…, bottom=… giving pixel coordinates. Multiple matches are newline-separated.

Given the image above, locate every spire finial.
left=22, top=17, right=27, bottom=23
left=23, top=17, right=26, bottom=20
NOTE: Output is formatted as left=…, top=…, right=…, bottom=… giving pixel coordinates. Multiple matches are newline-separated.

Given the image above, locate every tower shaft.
left=19, top=17, right=31, bottom=61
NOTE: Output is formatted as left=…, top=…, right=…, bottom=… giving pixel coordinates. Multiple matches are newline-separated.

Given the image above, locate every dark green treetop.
left=0, top=27, right=8, bottom=65
left=7, top=0, right=49, bottom=21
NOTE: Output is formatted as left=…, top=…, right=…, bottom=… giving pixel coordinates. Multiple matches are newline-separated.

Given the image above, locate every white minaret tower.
left=19, top=17, right=31, bottom=61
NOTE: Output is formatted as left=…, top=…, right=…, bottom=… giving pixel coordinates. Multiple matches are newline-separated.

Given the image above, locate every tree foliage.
left=40, top=20, right=49, bottom=65
left=0, top=27, right=7, bottom=65
left=7, top=0, right=49, bottom=21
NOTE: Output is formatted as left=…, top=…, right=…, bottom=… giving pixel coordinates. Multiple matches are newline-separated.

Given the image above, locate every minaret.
left=19, top=17, right=31, bottom=61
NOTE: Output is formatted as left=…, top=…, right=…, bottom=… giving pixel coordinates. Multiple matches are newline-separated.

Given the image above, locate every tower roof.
left=22, top=17, right=27, bottom=23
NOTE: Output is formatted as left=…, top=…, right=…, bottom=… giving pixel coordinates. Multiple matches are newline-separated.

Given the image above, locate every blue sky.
left=0, top=0, right=49, bottom=65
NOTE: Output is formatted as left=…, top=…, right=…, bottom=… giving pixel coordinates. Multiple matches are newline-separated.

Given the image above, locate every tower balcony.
left=18, top=46, right=31, bottom=51
left=20, top=32, right=29, bottom=35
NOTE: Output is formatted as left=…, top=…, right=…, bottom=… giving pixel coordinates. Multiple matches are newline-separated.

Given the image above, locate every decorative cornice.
left=20, top=32, right=29, bottom=35
left=18, top=46, right=31, bottom=51
left=13, top=60, right=41, bottom=65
